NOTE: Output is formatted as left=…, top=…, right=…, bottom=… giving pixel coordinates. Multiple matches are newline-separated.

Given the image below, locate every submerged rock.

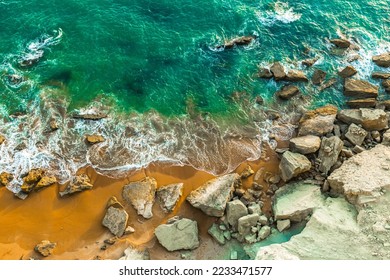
left=270, top=62, right=286, bottom=81
left=298, top=105, right=337, bottom=136
left=156, top=183, right=183, bottom=213
left=289, top=135, right=321, bottom=154
left=60, top=174, right=93, bottom=197
left=35, top=240, right=56, bottom=257
left=186, top=173, right=239, bottom=217
left=318, top=78, right=337, bottom=91
left=122, top=177, right=157, bottom=219
left=338, top=65, right=357, bottom=78
left=338, top=108, right=388, bottom=131
left=276, top=85, right=300, bottom=100
left=301, top=57, right=319, bottom=67
left=372, top=53, right=390, bottom=67
left=155, top=218, right=199, bottom=251
left=279, top=151, right=311, bottom=182
left=102, top=206, right=129, bottom=237
left=344, top=79, right=378, bottom=99
left=318, top=136, right=343, bottom=174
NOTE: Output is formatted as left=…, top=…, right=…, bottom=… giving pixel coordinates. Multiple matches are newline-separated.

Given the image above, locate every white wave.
left=256, top=1, right=302, bottom=26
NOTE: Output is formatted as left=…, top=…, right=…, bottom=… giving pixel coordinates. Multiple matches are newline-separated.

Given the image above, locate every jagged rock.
left=59, top=174, right=93, bottom=196
left=86, top=134, right=105, bottom=144
left=337, top=108, right=388, bottom=131
left=240, top=165, right=254, bottom=179
left=344, top=79, right=378, bottom=98
left=318, top=136, right=343, bottom=174
left=226, top=200, right=248, bottom=229
left=277, top=220, right=291, bottom=232
left=0, top=135, right=5, bottom=145
left=319, top=78, right=337, bottom=91
left=107, top=196, right=124, bottom=209
left=372, top=53, right=390, bottom=67
left=258, top=226, right=271, bottom=240
left=35, top=176, right=57, bottom=190
left=156, top=183, right=183, bottom=213
left=247, top=203, right=262, bottom=216
left=238, top=214, right=259, bottom=236
left=270, top=62, right=286, bottom=81
left=312, top=69, right=326, bottom=85
left=223, top=36, right=254, bottom=49
left=102, top=206, right=129, bottom=237
left=289, top=135, right=321, bottom=154
left=258, top=68, right=273, bottom=79
left=328, top=144, right=390, bottom=205
left=119, top=247, right=150, bottom=260
left=383, top=79, right=390, bottom=93
left=372, top=72, right=390, bottom=79
left=208, top=223, right=226, bottom=245
left=330, top=38, right=351, bottom=48
left=276, top=85, right=300, bottom=100
left=286, top=70, right=309, bottom=82
left=0, top=172, right=13, bottom=187
left=155, top=218, right=199, bottom=251
left=125, top=226, right=135, bottom=235
left=345, top=124, right=368, bottom=146
left=279, top=151, right=311, bottom=182
left=34, top=240, right=56, bottom=257
left=273, top=182, right=324, bottom=222
left=20, top=169, right=45, bottom=193
left=346, top=98, right=376, bottom=108
left=338, top=66, right=357, bottom=78
left=122, top=177, right=157, bottom=219
left=298, top=105, right=337, bottom=136
left=302, top=57, right=319, bottom=67
left=186, top=173, right=239, bottom=217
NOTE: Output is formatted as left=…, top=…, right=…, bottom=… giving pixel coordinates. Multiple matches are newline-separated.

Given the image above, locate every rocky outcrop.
left=286, top=70, right=308, bottom=82
left=337, top=108, right=388, bottom=131
left=346, top=98, right=376, bottom=108
left=186, top=173, right=239, bottom=217
left=270, top=62, right=286, bottom=81
left=279, top=151, right=311, bottom=181
left=59, top=174, right=93, bottom=197
left=330, top=38, right=351, bottom=48
left=226, top=200, right=248, bottom=229
left=276, top=85, right=300, bottom=100
left=318, top=136, right=343, bottom=174
left=312, top=69, right=326, bottom=85
left=344, top=79, right=378, bottom=98
left=20, top=169, right=45, bottom=193
left=155, top=218, right=199, bottom=251
left=122, top=177, right=157, bottom=219
left=298, top=105, right=337, bottom=136
left=289, top=135, right=321, bottom=154
left=338, top=65, right=357, bottom=78
left=156, top=183, right=183, bottom=213
left=345, top=123, right=368, bottom=146
left=35, top=240, right=56, bottom=257
left=86, top=134, right=105, bottom=144
left=102, top=205, right=129, bottom=237
left=372, top=53, right=390, bottom=67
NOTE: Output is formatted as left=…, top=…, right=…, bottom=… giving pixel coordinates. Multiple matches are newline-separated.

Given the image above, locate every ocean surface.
left=0, top=0, right=389, bottom=191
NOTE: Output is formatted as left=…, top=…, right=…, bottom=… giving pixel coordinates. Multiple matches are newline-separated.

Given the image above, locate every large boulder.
left=289, top=135, right=321, bottom=154
left=156, top=183, right=183, bottom=213
left=59, top=174, right=93, bottom=196
left=122, top=177, right=157, bottom=219
left=226, top=200, right=248, bottom=229
left=371, top=72, right=390, bottom=79
left=186, top=173, right=239, bottom=217
left=337, top=108, right=388, bottom=131
left=270, top=62, right=286, bottom=81
left=318, top=136, right=343, bottom=174
left=102, top=206, right=129, bottom=237
left=372, top=53, right=390, bottom=67
left=338, top=66, right=357, bottom=78
left=155, top=218, right=199, bottom=251
left=344, top=79, right=378, bottom=98
left=276, top=85, right=300, bottom=100
left=298, top=105, right=338, bottom=136
left=279, top=151, right=311, bottom=182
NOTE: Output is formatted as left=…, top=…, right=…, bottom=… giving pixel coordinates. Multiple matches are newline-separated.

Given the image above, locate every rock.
left=337, top=108, right=388, bottom=131
left=186, top=173, right=239, bottom=217
left=344, top=79, right=378, bottom=99
left=49, top=120, right=59, bottom=131
left=258, top=68, right=273, bottom=79
left=119, top=247, right=150, bottom=260
left=273, top=182, right=324, bottom=222
left=240, top=165, right=254, bottom=179
left=156, top=183, right=183, bottom=213
left=86, top=134, right=105, bottom=144
left=286, top=70, right=309, bottom=82
left=0, top=172, right=13, bottom=187
left=338, top=66, right=357, bottom=78
left=125, top=226, right=135, bottom=235
left=352, top=145, right=365, bottom=154
left=6, top=74, right=23, bottom=85
left=0, top=135, right=5, bottom=145
left=72, top=111, right=107, bottom=120
left=35, top=176, right=57, bottom=190
left=155, top=218, right=199, bottom=251
left=122, top=177, right=157, bottom=219
left=226, top=200, right=248, bottom=229
left=372, top=72, right=390, bottom=79
left=372, top=53, right=390, bottom=67
left=347, top=54, right=361, bottom=62
left=328, top=145, right=390, bottom=205
left=312, top=69, right=326, bottom=85
left=279, top=151, right=311, bottom=182
left=238, top=214, right=259, bottom=236
left=302, top=57, right=319, bottom=67
left=289, top=135, right=321, bottom=154
left=107, top=196, right=124, bottom=209
left=345, top=124, right=368, bottom=146
left=318, top=136, right=343, bottom=174
left=208, top=223, right=226, bottom=245
left=245, top=234, right=258, bottom=244
left=382, top=130, right=390, bottom=146
left=247, top=203, right=262, bottom=216
left=277, top=220, right=291, bottom=232
left=34, top=240, right=56, bottom=257
left=276, top=85, right=300, bottom=100
left=270, top=62, right=286, bottom=81
left=330, top=38, right=351, bottom=48
left=102, top=206, right=129, bottom=237
left=383, top=79, right=390, bottom=93
left=20, top=169, right=45, bottom=193
left=258, top=215, right=268, bottom=225
left=223, top=36, right=254, bottom=49
left=346, top=98, right=376, bottom=108
left=19, top=56, right=41, bottom=68
left=258, top=226, right=271, bottom=240
left=255, top=96, right=264, bottom=105
left=59, top=174, right=93, bottom=196
left=318, top=78, right=337, bottom=91
left=104, top=237, right=118, bottom=245
left=298, top=105, right=337, bottom=136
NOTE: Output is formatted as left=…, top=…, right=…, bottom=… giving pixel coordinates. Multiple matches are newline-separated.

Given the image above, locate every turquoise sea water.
left=0, top=0, right=389, bottom=189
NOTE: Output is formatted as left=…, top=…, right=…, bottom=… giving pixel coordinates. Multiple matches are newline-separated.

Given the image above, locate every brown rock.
left=338, top=66, right=357, bottom=78
left=286, top=70, right=309, bottom=82
left=372, top=53, right=390, bottom=67
left=330, top=38, right=351, bottom=48
left=107, top=196, right=124, bottom=209
left=276, top=85, right=300, bottom=100
left=302, top=57, right=319, bottom=67
left=344, top=79, right=378, bottom=98
left=383, top=79, right=390, bottom=93
left=224, top=36, right=254, bottom=49
left=338, top=108, right=388, bottom=131
left=35, top=176, right=57, bottom=190
left=73, top=112, right=107, bottom=120
left=270, top=62, right=286, bottom=81
left=372, top=72, right=390, bottom=79
left=102, top=206, right=129, bottom=237
left=35, top=240, right=56, bottom=257
left=312, top=69, right=326, bottom=85
left=240, top=165, right=254, bottom=179
left=86, top=134, right=105, bottom=144
left=258, top=68, right=273, bottom=79
left=59, top=174, right=93, bottom=196
left=319, top=78, right=337, bottom=91
left=346, top=98, right=377, bottom=108
left=0, top=135, right=5, bottom=145
left=298, top=105, right=338, bottom=136
left=20, top=169, right=45, bottom=193
left=0, top=172, right=13, bottom=187
left=49, top=120, right=59, bottom=131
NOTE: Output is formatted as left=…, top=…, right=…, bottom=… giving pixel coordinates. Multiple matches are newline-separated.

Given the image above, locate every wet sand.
left=0, top=146, right=279, bottom=260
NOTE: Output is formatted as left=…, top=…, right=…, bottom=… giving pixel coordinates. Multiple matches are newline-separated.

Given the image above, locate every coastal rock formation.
left=86, top=134, right=105, bottom=144
left=318, top=136, right=343, bottom=174
left=122, top=177, right=157, bottom=219
left=289, top=135, right=321, bottom=154
left=156, top=183, right=183, bottom=213
left=346, top=98, right=376, bottom=108
left=344, top=79, right=378, bottom=98
left=286, top=70, right=309, bottom=82
left=20, top=169, right=46, bottom=193
left=186, top=173, right=239, bottom=217
left=155, top=218, right=199, bottom=251
left=312, top=69, right=326, bottom=85
left=372, top=53, right=390, bottom=67
left=338, top=65, right=357, bottom=78
left=345, top=123, right=368, bottom=146
left=102, top=205, right=129, bottom=237
left=226, top=200, right=248, bottom=229
left=279, top=151, right=311, bottom=182
left=330, top=38, right=351, bottom=48
left=270, top=62, right=286, bottom=81
left=372, top=72, right=390, bottom=79
left=298, top=105, right=337, bottom=136
left=276, top=85, right=300, bottom=100
left=59, top=174, right=93, bottom=197
left=337, top=108, right=388, bottom=131
left=35, top=240, right=56, bottom=257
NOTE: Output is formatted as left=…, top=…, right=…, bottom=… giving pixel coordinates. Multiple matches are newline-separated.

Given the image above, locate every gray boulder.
left=102, top=206, right=129, bottom=237
left=345, top=123, right=368, bottom=146
left=289, top=135, right=321, bottom=154
left=238, top=214, right=259, bottom=236
left=155, top=218, right=199, bottom=251
left=338, top=108, right=388, bottom=131
left=344, top=79, right=378, bottom=99
left=318, top=136, right=343, bottom=174
left=279, top=151, right=311, bottom=182
left=186, top=173, right=239, bottom=217
left=156, top=183, right=183, bottom=213
left=226, top=200, right=248, bottom=229
left=372, top=53, right=390, bottom=67
left=298, top=105, right=337, bottom=136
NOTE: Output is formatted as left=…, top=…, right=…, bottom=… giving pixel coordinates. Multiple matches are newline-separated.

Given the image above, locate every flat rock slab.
left=289, top=135, right=321, bottom=154
left=298, top=105, right=337, bottom=136
left=344, top=79, right=378, bottom=99
left=102, top=206, right=129, bottom=237
left=156, top=183, right=183, bottom=213
left=372, top=53, right=390, bottom=67
left=226, top=199, right=248, bottom=229
left=276, top=85, right=300, bottom=100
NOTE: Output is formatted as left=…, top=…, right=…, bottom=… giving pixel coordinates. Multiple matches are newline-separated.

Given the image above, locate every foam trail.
left=256, top=1, right=302, bottom=26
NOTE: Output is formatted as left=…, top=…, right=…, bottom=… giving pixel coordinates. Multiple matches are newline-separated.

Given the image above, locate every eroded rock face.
left=156, top=183, right=183, bottom=213
left=102, top=206, right=129, bottom=237
left=59, top=174, right=93, bottom=197
left=186, top=173, right=239, bottom=217
left=122, top=177, right=157, bottom=219
left=318, top=136, right=343, bottom=174
left=279, top=151, right=311, bottom=182
left=344, top=79, right=378, bottom=99
left=372, top=53, right=390, bottom=67
left=35, top=240, right=56, bottom=257
left=289, top=135, right=321, bottom=154
left=338, top=108, right=388, bottom=131
left=298, top=105, right=337, bottom=136
left=155, top=218, right=199, bottom=251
